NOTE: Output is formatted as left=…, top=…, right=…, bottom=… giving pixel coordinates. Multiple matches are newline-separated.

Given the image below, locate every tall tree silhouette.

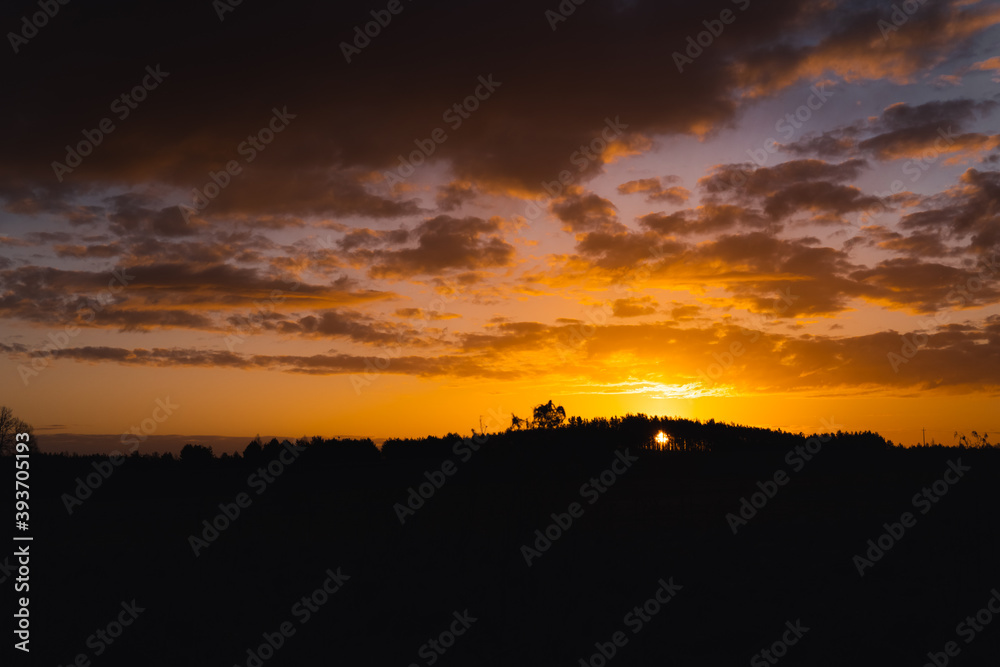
left=0, top=406, right=35, bottom=455
left=510, top=413, right=526, bottom=431
left=532, top=400, right=566, bottom=429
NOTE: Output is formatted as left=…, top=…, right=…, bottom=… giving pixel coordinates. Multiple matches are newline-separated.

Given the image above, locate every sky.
left=2, top=0, right=999, bottom=452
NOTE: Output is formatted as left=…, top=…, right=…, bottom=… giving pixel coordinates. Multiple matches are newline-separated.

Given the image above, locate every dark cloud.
left=395, top=308, right=460, bottom=321
left=54, top=243, right=123, bottom=258
left=899, top=169, right=1000, bottom=253
left=844, top=226, right=954, bottom=258
left=876, top=99, right=996, bottom=133
left=612, top=296, right=658, bottom=317
left=550, top=192, right=622, bottom=233
left=435, top=181, right=478, bottom=212
left=106, top=193, right=201, bottom=236
left=0, top=262, right=393, bottom=329
left=700, top=159, right=868, bottom=198
left=9, top=312, right=1000, bottom=393
left=573, top=230, right=685, bottom=270
left=639, top=204, right=770, bottom=236
left=617, top=177, right=689, bottom=204
left=732, top=1, right=1000, bottom=96
left=761, top=181, right=881, bottom=220
left=670, top=304, right=701, bottom=321
left=272, top=310, right=426, bottom=346
left=850, top=257, right=1000, bottom=313
left=4, top=0, right=993, bottom=221
left=337, top=227, right=410, bottom=251
left=350, top=215, right=515, bottom=278
left=785, top=99, right=999, bottom=162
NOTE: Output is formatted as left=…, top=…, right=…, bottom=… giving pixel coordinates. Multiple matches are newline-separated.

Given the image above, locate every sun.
left=654, top=431, right=669, bottom=448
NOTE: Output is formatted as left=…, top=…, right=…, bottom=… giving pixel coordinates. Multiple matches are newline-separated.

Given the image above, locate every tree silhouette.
left=532, top=400, right=566, bottom=429
left=511, top=413, right=526, bottom=431
left=0, top=406, right=35, bottom=455
left=180, top=443, right=214, bottom=465
left=243, top=436, right=263, bottom=462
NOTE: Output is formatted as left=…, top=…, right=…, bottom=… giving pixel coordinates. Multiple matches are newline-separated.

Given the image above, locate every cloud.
left=0, top=263, right=394, bottom=330
left=700, top=158, right=868, bottom=198
left=435, top=181, right=478, bottom=211
left=639, top=204, right=772, bottom=235
left=10, top=311, right=1000, bottom=394
left=612, top=296, right=658, bottom=317
left=784, top=98, right=999, bottom=163
left=849, top=256, right=1000, bottom=313
left=617, top=177, right=690, bottom=204
left=337, top=227, right=410, bottom=251
left=350, top=215, right=515, bottom=278
left=696, top=158, right=876, bottom=223
left=550, top=191, right=622, bottom=233
left=106, top=193, right=202, bottom=237
left=17, top=0, right=995, bottom=213
left=732, top=0, right=1000, bottom=96
left=395, top=308, right=461, bottom=321
left=844, top=226, right=954, bottom=258
left=899, top=169, right=1000, bottom=253
left=54, top=243, right=123, bottom=258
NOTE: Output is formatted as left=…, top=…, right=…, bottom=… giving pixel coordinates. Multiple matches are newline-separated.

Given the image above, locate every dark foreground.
left=7, top=439, right=1000, bottom=666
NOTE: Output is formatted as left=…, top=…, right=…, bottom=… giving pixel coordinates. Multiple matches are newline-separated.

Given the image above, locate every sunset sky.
left=2, top=0, right=999, bottom=450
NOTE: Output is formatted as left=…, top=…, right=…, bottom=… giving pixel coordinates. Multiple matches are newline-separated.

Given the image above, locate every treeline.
left=52, top=413, right=909, bottom=467
left=28, top=412, right=996, bottom=467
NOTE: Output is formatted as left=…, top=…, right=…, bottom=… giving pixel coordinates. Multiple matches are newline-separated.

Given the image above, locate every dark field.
left=11, top=429, right=1000, bottom=667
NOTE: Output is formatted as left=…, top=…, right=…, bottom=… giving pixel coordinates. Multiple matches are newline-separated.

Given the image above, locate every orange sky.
left=1, top=0, right=999, bottom=450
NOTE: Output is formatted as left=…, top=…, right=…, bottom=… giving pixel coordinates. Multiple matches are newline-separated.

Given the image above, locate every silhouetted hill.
left=7, top=414, right=999, bottom=665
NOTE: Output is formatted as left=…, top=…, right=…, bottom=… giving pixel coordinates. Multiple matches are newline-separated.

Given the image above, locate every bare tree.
left=0, top=406, right=35, bottom=455
left=510, top=413, right=525, bottom=431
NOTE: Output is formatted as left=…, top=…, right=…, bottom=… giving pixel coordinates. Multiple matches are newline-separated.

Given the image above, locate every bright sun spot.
left=655, top=431, right=669, bottom=446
